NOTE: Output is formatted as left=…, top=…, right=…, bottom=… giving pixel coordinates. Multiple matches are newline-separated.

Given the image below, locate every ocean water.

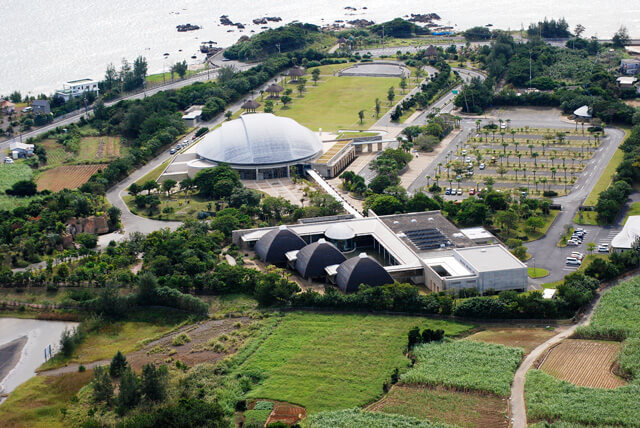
left=1, top=0, right=638, bottom=95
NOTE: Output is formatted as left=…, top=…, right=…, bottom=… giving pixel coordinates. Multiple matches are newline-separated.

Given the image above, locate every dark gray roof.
left=255, top=226, right=306, bottom=265
left=336, top=253, right=393, bottom=293
left=295, top=239, right=346, bottom=278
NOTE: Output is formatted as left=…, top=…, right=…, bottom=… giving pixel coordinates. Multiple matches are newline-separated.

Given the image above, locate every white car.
left=461, top=150, right=467, bottom=156
left=566, top=257, right=581, bottom=266
left=4, top=157, right=14, bottom=164
left=566, top=240, right=580, bottom=246
left=598, top=244, right=610, bottom=253
left=571, top=252, right=584, bottom=260
left=479, top=163, right=485, bottom=170
left=500, top=122, right=507, bottom=129
left=456, top=188, right=463, bottom=196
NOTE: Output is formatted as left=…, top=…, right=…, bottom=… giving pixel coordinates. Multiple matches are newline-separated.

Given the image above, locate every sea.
left=1, top=0, right=638, bottom=95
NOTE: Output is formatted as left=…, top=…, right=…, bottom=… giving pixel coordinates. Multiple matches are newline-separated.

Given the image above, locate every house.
left=1, top=99, right=15, bottom=114
left=617, top=76, right=638, bottom=89
left=55, top=78, right=99, bottom=101
left=425, top=45, right=439, bottom=59
left=181, top=105, right=203, bottom=127
left=620, top=59, right=640, bottom=75
left=542, top=288, right=557, bottom=299
left=9, top=142, right=35, bottom=159
left=31, top=99, right=51, bottom=115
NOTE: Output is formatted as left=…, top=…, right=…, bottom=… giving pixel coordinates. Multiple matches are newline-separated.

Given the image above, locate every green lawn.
left=623, top=201, right=640, bottom=224
left=274, top=75, right=406, bottom=131
left=573, top=210, right=599, bottom=225
left=124, top=192, right=213, bottom=221
left=238, top=312, right=471, bottom=413
left=146, top=69, right=200, bottom=84
left=528, top=267, right=549, bottom=279
left=401, top=340, right=523, bottom=397
left=134, top=159, right=171, bottom=186
left=583, top=148, right=625, bottom=207
left=0, top=163, right=33, bottom=191
left=513, top=210, right=560, bottom=242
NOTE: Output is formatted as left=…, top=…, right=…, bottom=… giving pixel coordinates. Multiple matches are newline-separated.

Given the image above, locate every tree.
left=171, top=60, right=188, bottom=79
left=574, top=24, right=585, bottom=38
left=142, top=180, right=158, bottom=195
left=297, top=82, right=305, bottom=97
left=525, top=216, right=545, bottom=233
left=264, top=100, right=274, bottom=113
left=91, top=366, right=114, bottom=403
left=194, top=164, right=241, bottom=199
left=399, top=77, right=407, bottom=94
left=224, top=110, right=232, bottom=120
left=128, top=182, right=141, bottom=196
left=6, top=180, right=37, bottom=196
left=141, top=363, right=169, bottom=402
left=118, top=367, right=141, bottom=412
left=161, top=179, right=176, bottom=197
left=612, top=26, right=630, bottom=48
left=280, top=95, right=292, bottom=107
left=375, top=98, right=381, bottom=118
left=586, top=242, right=596, bottom=254
left=9, top=91, right=21, bottom=103
left=387, top=86, right=395, bottom=105
left=110, top=350, right=128, bottom=377
left=311, top=68, right=320, bottom=85
left=137, top=271, right=158, bottom=301
left=358, top=110, right=365, bottom=124
left=494, top=210, right=519, bottom=236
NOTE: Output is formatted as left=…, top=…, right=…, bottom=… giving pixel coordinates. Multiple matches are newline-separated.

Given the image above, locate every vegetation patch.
left=401, top=340, right=523, bottom=397
left=367, top=385, right=507, bottom=428
left=0, top=371, right=93, bottom=428
left=583, top=149, right=625, bottom=207
left=0, top=163, right=33, bottom=192
left=528, top=267, right=550, bottom=278
left=306, top=408, right=451, bottom=428
left=239, top=312, right=471, bottom=412
left=465, top=327, right=556, bottom=355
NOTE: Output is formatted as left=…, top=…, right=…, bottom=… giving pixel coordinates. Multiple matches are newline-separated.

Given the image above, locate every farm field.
left=0, top=163, right=33, bottom=191
left=525, top=370, right=640, bottom=426
left=465, top=327, right=557, bottom=355
left=401, top=340, right=523, bottom=397
left=36, top=164, right=107, bottom=191
left=367, top=385, right=508, bottom=428
left=538, top=339, right=626, bottom=389
left=239, top=312, right=471, bottom=413
left=37, top=136, right=124, bottom=169
left=307, top=409, right=450, bottom=428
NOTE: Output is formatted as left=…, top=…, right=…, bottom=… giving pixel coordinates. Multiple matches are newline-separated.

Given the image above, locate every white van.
left=566, top=257, right=581, bottom=266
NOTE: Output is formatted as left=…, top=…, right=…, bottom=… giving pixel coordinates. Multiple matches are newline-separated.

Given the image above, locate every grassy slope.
left=239, top=312, right=471, bottom=413
left=0, top=371, right=93, bottom=428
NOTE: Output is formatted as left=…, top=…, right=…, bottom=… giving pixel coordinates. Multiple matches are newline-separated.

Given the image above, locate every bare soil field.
left=367, top=385, right=508, bottom=428
left=36, top=164, right=107, bottom=191
left=465, top=327, right=559, bottom=355
left=538, top=339, right=627, bottom=389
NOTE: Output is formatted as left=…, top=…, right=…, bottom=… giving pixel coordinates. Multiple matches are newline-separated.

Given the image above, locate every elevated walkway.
left=306, top=169, right=363, bottom=218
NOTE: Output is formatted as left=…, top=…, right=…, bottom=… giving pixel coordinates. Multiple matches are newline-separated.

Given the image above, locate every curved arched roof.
left=196, top=113, right=322, bottom=166
left=325, top=223, right=355, bottom=241
left=255, top=225, right=306, bottom=265
left=336, top=253, right=393, bottom=293
left=295, top=239, right=346, bottom=278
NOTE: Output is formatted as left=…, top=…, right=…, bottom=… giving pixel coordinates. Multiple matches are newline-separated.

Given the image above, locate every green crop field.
left=525, top=370, right=640, bottom=426
left=238, top=312, right=471, bottom=413
left=307, top=409, right=451, bottom=428
left=0, top=163, right=33, bottom=191
left=274, top=75, right=405, bottom=131
left=401, top=340, right=523, bottom=397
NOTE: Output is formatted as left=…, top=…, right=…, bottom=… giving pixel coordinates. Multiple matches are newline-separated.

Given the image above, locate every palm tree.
left=511, top=129, right=516, bottom=142
left=514, top=167, right=519, bottom=182
left=502, top=141, right=508, bottom=154
left=517, top=153, right=522, bottom=168
left=528, top=142, right=534, bottom=156
left=358, top=110, right=365, bottom=124
left=514, top=141, right=520, bottom=153
left=500, top=131, right=506, bottom=144
left=541, top=142, right=546, bottom=155
left=522, top=167, right=527, bottom=179
left=475, top=119, right=481, bottom=132
left=551, top=167, right=557, bottom=181
left=506, top=118, right=511, bottom=130
left=425, top=175, right=431, bottom=187
left=484, top=131, right=489, bottom=142
left=532, top=152, right=539, bottom=167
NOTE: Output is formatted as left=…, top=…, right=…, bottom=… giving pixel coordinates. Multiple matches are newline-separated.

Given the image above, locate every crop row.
left=307, top=409, right=451, bottom=428
left=400, top=340, right=523, bottom=397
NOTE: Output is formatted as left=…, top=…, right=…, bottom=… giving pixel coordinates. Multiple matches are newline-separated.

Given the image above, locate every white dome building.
left=187, top=113, right=322, bottom=180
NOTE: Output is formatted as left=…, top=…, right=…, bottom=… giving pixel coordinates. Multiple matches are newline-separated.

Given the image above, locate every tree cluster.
left=224, top=23, right=320, bottom=60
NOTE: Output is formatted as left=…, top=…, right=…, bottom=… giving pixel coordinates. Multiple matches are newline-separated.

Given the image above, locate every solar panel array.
left=405, top=228, right=451, bottom=250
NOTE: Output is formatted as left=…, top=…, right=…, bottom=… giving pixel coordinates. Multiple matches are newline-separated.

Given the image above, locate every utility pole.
left=382, top=25, right=385, bottom=49
left=529, top=50, right=532, bottom=90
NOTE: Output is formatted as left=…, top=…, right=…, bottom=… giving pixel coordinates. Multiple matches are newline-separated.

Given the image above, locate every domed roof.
left=196, top=113, right=322, bottom=166
left=336, top=253, right=393, bottom=293
left=255, top=225, right=306, bottom=265
left=295, top=238, right=346, bottom=278
left=325, top=223, right=355, bottom=241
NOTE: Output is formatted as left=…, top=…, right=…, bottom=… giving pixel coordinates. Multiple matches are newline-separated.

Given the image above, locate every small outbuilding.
left=1, top=100, right=15, bottom=114
left=617, top=76, right=638, bottom=89
left=295, top=238, right=346, bottom=279
left=620, top=58, right=640, bottom=75
left=32, top=99, right=51, bottom=115
left=287, top=66, right=305, bottom=82
left=266, top=83, right=284, bottom=98
left=425, top=45, right=439, bottom=59
left=255, top=225, right=306, bottom=265
left=573, top=105, right=591, bottom=121
left=335, top=253, right=394, bottom=293
left=241, top=99, right=261, bottom=113
left=9, top=142, right=34, bottom=159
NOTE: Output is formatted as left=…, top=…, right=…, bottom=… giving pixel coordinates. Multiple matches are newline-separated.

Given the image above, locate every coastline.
left=0, top=336, right=28, bottom=397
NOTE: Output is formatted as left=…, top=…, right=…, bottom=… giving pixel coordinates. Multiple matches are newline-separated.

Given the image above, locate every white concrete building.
left=56, top=79, right=99, bottom=101
left=453, top=245, right=528, bottom=293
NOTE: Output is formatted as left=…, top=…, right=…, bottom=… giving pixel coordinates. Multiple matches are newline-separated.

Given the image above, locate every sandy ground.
left=0, top=337, right=27, bottom=396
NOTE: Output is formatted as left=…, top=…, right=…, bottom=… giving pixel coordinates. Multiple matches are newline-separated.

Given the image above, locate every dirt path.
left=509, top=288, right=605, bottom=427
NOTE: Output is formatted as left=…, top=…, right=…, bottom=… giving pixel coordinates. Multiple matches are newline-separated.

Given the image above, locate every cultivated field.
left=307, top=409, right=450, bottom=428
left=239, top=312, right=471, bottom=412
left=367, top=385, right=507, bottom=428
left=0, top=163, right=33, bottom=192
left=36, top=164, right=107, bottom=191
left=465, top=327, right=557, bottom=355
left=401, top=340, right=523, bottom=397
left=538, top=339, right=626, bottom=389
left=37, top=136, right=123, bottom=169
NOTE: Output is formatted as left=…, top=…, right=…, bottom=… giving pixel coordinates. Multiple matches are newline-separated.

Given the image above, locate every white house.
left=9, top=142, right=35, bottom=159
left=56, top=79, right=99, bottom=101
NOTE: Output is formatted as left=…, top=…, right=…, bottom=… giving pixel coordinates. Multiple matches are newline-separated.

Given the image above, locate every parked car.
left=461, top=150, right=467, bottom=156
left=571, top=252, right=584, bottom=260
left=479, top=163, right=485, bottom=170
left=170, top=148, right=177, bottom=154
left=500, top=122, right=507, bottom=129
left=567, top=240, right=580, bottom=246
left=469, top=189, right=476, bottom=195
left=456, top=188, right=463, bottom=196
left=465, top=157, right=471, bottom=163
left=566, top=257, right=581, bottom=266
left=445, top=188, right=452, bottom=195
left=598, top=244, right=610, bottom=253
left=4, top=157, right=14, bottom=164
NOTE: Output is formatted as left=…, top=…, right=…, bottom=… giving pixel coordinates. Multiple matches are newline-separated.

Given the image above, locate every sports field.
left=239, top=312, right=471, bottom=413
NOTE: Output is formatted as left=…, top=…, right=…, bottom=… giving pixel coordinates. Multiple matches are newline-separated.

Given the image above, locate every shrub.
left=172, top=333, right=191, bottom=346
